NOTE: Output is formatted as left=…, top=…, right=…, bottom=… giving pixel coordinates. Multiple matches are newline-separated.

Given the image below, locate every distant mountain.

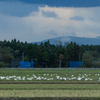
left=31, top=36, right=100, bottom=46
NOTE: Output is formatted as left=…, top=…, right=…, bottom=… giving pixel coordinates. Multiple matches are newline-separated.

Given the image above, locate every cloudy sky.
left=0, top=0, right=100, bottom=42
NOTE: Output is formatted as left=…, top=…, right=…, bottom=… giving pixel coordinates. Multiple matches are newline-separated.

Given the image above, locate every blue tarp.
left=20, top=61, right=34, bottom=68
left=69, top=61, right=82, bottom=68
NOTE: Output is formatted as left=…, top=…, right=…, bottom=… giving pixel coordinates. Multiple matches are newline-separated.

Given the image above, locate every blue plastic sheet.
left=69, top=61, right=82, bottom=68
left=20, top=61, right=34, bottom=68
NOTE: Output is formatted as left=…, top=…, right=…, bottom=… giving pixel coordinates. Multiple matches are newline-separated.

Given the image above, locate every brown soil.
left=0, top=97, right=100, bottom=100
left=0, top=88, right=99, bottom=90
left=0, top=82, right=100, bottom=84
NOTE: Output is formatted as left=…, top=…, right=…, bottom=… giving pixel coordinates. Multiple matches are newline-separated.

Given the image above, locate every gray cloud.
left=70, top=16, right=84, bottom=21
left=0, top=0, right=100, bottom=7
left=48, top=30, right=58, bottom=36
left=42, top=11, right=58, bottom=18
left=0, top=1, right=44, bottom=17
left=0, top=2, right=100, bottom=43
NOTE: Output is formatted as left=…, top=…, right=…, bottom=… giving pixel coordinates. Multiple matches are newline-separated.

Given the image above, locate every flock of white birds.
left=0, top=73, right=100, bottom=81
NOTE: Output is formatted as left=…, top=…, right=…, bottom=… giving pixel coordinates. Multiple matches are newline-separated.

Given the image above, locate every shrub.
left=92, top=62, right=100, bottom=68
left=78, top=65, right=84, bottom=68
left=0, top=62, right=6, bottom=68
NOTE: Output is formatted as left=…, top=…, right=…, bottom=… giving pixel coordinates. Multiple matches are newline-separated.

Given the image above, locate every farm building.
left=12, top=58, right=21, bottom=67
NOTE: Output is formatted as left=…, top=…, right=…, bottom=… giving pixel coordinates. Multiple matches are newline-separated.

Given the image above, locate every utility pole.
left=79, top=53, right=81, bottom=61
left=22, top=52, right=24, bottom=68
left=59, top=59, right=61, bottom=69
left=22, top=52, right=24, bottom=61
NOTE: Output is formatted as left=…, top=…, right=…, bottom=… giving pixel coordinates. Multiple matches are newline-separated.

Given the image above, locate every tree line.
left=0, top=39, right=100, bottom=68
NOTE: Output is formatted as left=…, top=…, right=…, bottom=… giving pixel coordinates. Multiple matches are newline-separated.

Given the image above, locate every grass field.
left=0, top=84, right=100, bottom=89
left=0, top=69, right=100, bottom=82
left=0, top=90, right=100, bottom=97
left=0, top=68, right=100, bottom=100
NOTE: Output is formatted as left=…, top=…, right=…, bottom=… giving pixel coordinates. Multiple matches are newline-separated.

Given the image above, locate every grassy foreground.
left=0, top=84, right=100, bottom=89
left=0, top=90, right=100, bottom=97
left=0, top=69, right=100, bottom=99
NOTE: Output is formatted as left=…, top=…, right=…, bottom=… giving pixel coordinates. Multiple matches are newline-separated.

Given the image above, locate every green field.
left=0, top=90, right=100, bottom=97
left=0, top=69, right=100, bottom=99
left=0, top=69, right=100, bottom=82
left=0, top=84, right=100, bottom=90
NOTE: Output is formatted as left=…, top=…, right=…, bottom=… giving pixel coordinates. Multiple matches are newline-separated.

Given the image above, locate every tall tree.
left=43, top=51, right=49, bottom=68
left=82, top=51, right=94, bottom=67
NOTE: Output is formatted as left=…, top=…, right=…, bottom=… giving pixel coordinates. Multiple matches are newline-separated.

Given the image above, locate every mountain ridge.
left=31, top=36, right=100, bottom=46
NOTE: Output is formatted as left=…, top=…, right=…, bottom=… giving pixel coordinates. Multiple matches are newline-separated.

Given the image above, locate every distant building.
left=93, top=61, right=100, bottom=64
left=92, top=61, right=100, bottom=68
left=12, top=58, right=21, bottom=67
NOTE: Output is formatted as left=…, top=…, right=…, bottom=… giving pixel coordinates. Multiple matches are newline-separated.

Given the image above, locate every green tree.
left=59, top=54, right=64, bottom=68
left=0, top=62, right=6, bottom=68
left=0, top=46, right=14, bottom=63
left=43, top=51, right=49, bottom=68
left=82, top=51, right=94, bottom=67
